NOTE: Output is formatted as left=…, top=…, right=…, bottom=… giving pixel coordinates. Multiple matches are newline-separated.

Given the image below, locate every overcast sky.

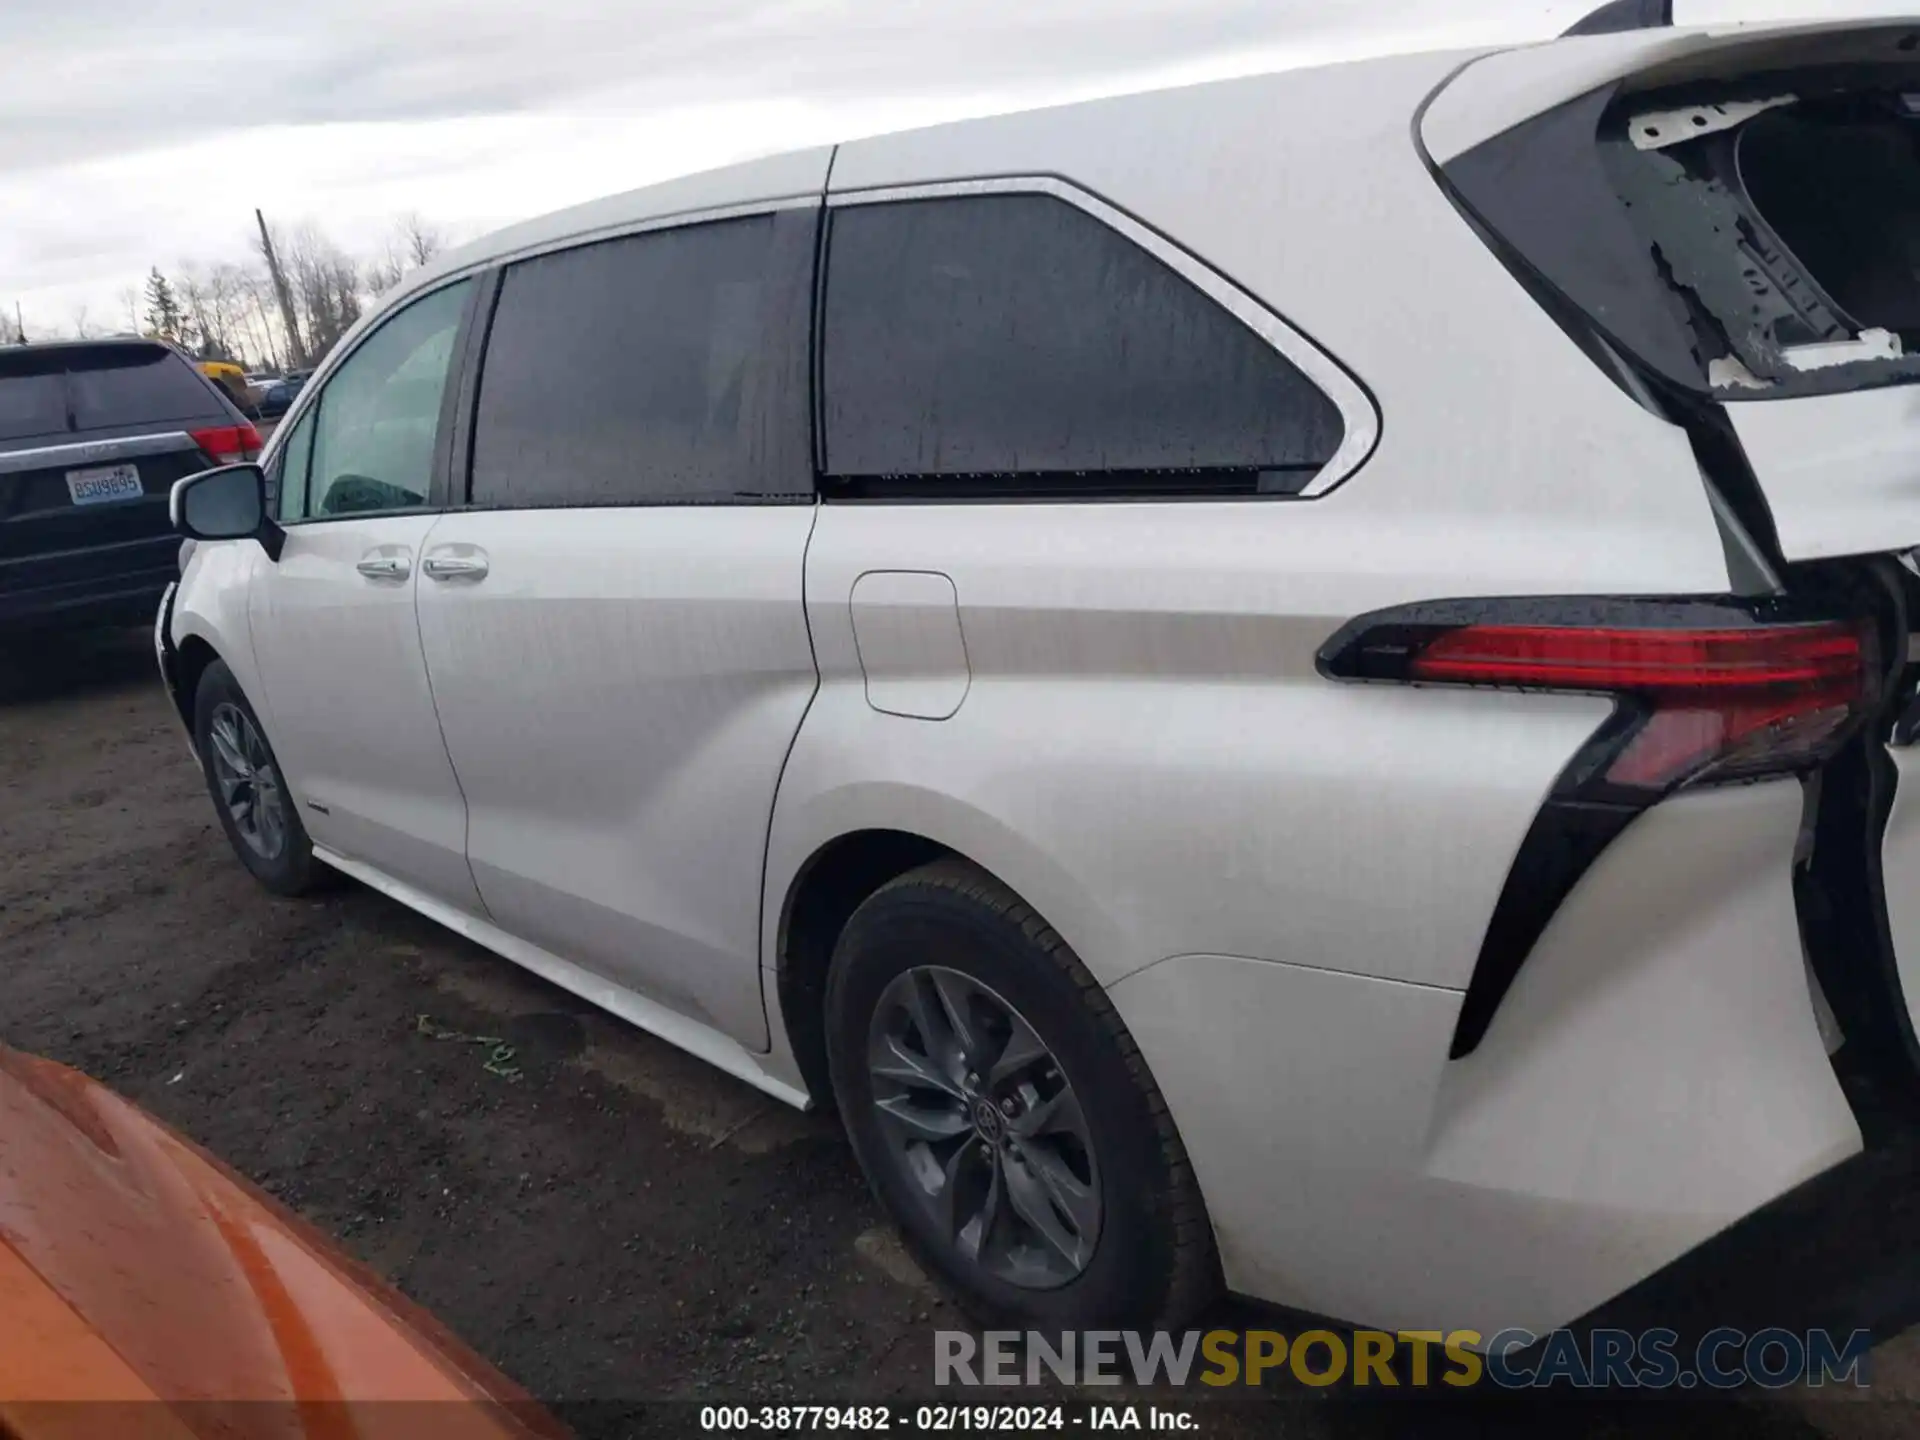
left=2, top=0, right=1907, bottom=334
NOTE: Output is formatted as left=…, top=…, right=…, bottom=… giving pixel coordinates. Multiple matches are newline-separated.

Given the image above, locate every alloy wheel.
left=865, top=965, right=1101, bottom=1290
left=207, top=702, right=288, bottom=862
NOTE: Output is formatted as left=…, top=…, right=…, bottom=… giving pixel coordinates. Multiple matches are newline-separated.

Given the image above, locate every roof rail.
left=1561, top=0, right=1672, bottom=37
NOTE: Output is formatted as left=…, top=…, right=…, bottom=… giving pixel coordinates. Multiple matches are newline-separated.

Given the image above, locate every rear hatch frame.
left=1420, top=18, right=1920, bottom=1105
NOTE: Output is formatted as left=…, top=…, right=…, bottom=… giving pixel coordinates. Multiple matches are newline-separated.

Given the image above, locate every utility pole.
left=255, top=208, right=307, bottom=368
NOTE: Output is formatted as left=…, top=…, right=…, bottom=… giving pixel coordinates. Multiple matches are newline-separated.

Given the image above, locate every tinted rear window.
left=0, top=345, right=224, bottom=445
left=68, top=350, right=225, bottom=429
left=821, top=193, right=1345, bottom=488
left=0, top=372, right=68, bottom=444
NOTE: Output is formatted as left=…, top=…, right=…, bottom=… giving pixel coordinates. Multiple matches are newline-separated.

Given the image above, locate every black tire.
left=825, top=859, right=1219, bottom=1329
left=193, top=659, right=322, bottom=895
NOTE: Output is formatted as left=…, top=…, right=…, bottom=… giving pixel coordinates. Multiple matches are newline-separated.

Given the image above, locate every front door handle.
left=355, top=549, right=411, bottom=581
left=423, top=547, right=489, bottom=583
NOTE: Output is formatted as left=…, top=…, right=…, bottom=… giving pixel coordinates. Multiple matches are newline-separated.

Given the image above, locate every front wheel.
left=193, top=659, right=322, bottom=895
left=825, top=860, right=1218, bottom=1328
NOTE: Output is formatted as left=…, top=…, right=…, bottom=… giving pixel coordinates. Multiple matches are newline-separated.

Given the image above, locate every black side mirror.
left=170, top=464, right=284, bottom=561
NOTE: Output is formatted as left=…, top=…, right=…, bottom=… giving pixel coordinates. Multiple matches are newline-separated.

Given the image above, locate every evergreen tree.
left=142, top=267, right=184, bottom=341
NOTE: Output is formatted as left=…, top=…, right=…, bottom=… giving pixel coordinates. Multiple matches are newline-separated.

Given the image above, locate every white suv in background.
left=161, top=12, right=1920, bottom=1339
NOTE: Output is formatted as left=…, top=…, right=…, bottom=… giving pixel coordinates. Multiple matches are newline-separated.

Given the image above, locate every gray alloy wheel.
left=865, top=964, right=1102, bottom=1290
left=206, top=700, right=288, bottom=862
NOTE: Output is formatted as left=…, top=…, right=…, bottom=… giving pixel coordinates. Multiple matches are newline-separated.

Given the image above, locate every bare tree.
left=68, top=303, right=93, bottom=339
left=234, top=267, right=285, bottom=371
left=119, top=212, right=446, bottom=368
left=0, top=305, right=20, bottom=345
left=280, top=223, right=363, bottom=361
left=364, top=241, right=407, bottom=298
left=366, top=212, right=448, bottom=297
left=398, top=212, right=444, bottom=268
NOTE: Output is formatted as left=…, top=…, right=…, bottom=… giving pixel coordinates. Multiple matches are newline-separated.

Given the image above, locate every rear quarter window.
left=820, top=192, right=1346, bottom=495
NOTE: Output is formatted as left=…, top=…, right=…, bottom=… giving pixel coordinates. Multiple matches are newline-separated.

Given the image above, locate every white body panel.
left=413, top=507, right=818, bottom=1048
left=1725, top=386, right=1920, bottom=562
left=246, top=515, right=485, bottom=913
left=774, top=500, right=1619, bottom=995
left=1112, top=782, right=1859, bottom=1334
left=170, top=539, right=266, bottom=721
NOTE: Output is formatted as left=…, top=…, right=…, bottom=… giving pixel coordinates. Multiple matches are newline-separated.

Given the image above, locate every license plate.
left=65, top=463, right=143, bottom=506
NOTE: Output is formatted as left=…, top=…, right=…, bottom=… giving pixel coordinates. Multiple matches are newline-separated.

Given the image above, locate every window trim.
left=823, top=175, right=1381, bottom=500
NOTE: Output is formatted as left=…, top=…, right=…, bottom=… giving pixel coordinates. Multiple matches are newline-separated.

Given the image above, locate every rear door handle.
left=423, top=546, right=489, bottom=582
left=355, top=549, right=411, bottom=582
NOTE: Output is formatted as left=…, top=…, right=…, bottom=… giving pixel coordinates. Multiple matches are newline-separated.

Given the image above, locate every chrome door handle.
left=355, top=552, right=410, bottom=581
left=423, top=549, right=489, bottom=582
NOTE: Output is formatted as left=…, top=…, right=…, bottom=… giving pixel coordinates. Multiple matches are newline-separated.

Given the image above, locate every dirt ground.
left=2, top=628, right=1917, bottom=1438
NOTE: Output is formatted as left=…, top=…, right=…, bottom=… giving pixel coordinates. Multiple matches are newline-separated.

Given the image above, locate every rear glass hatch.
left=0, top=343, right=240, bottom=595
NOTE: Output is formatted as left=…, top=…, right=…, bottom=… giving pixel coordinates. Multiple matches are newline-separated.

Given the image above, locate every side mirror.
left=169, top=464, right=284, bottom=561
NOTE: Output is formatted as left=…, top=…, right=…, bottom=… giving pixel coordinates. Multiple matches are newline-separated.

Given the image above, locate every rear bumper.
left=0, top=536, right=178, bottom=634
left=1110, top=778, right=1867, bottom=1337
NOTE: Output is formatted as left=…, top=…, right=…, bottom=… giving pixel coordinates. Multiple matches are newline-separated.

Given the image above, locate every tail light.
left=1318, top=598, right=1884, bottom=1058
left=1321, top=611, right=1877, bottom=797
left=189, top=423, right=264, bottom=467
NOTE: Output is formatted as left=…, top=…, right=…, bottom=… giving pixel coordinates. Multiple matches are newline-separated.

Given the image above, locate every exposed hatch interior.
left=1601, top=74, right=1920, bottom=394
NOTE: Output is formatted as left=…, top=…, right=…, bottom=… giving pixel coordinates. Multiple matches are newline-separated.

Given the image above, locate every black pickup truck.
left=0, top=340, right=261, bottom=636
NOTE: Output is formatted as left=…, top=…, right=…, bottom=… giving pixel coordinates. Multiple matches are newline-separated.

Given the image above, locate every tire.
left=825, top=859, right=1218, bottom=1329
left=193, top=659, right=323, bottom=895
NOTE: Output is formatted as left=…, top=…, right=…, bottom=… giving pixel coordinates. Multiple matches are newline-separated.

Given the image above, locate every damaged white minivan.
left=159, top=6, right=1920, bottom=1341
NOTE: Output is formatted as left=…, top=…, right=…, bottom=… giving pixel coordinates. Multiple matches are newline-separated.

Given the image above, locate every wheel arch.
left=768, top=793, right=1130, bottom=1109
left=170, top=633, right=222, bottom=741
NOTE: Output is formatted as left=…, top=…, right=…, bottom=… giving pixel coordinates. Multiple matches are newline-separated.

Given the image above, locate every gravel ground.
left=2, top=627, right=1917, bottom=1438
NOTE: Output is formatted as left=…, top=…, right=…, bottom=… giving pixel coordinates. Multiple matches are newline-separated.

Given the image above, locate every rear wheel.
left=193, top=659, right=322, bottom=895
left=825, top=859, right=1218, bottom=1328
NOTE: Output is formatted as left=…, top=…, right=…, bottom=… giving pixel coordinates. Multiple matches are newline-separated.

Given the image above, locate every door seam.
left=753, top=499, right=825, bottom=1053
left=409, top=510, right=494, bottom=923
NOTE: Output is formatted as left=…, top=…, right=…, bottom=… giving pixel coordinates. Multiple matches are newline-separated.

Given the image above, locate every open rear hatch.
left=1613, top=74, right=1920, bottom=563
left=1424, top=16, right=1920, bottom=564
left=1424, top=17, right=1920, bottom=1095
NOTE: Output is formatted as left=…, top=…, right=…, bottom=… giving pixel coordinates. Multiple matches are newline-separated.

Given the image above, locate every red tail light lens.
left=1332, top=615, right=1876, bottom=795
left=189, top=424, right=264, bottom=466
left=1407, top=624, right=1867, bottom=693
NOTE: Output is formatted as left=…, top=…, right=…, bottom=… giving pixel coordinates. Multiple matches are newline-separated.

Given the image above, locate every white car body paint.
left=248, top=513, right=486, bottom=914
left=1111, top=781, right=1859, bottom=1336
left=1724, top=384, right=1920, bottom=561
left=165, top=24, right=1905, bottom=1334
left=413, top=504, right=820, bottom=1048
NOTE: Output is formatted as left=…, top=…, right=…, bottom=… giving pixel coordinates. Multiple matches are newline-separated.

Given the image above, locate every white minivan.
left=161, top=12, right=1920, bottom=1339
